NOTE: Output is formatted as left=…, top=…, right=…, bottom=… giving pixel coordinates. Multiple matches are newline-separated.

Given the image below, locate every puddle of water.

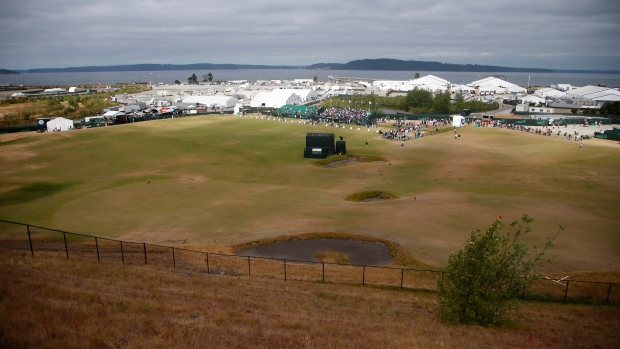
left=236, top=238, right=394, bottom=265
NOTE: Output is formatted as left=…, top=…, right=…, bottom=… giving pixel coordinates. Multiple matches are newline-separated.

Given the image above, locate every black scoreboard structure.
left=304, top=133, right=346, bottom=159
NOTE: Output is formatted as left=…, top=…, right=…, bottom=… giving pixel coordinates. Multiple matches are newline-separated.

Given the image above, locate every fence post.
left=63, top=232, right=68, bottom=259
left=564, top=280, right=570, bottom=302
left=143, top=243, right=147, bottom=264
left=26, top=225, right=34, bottom=257
left=362, top=265, right=366, bottom=286
left=522, top=276, right=526, bottom=299
left=606, top=283, right=612, bottom=304
left=322, top=262, right=325, bottom=283
left=206, top=253, right=209, bottom=274
left=95, top=237, right=100, bottom=263
left=283, top=259, right=287, bottom=281
left=400, top=269, right=404, bottom=289
left=171, top=247, right=175, bottom=267
left=441, top=271, right=445, bottom=285
left=120, top=241, right=125, bottom=265
left=247, top=256, right=251, bottom=275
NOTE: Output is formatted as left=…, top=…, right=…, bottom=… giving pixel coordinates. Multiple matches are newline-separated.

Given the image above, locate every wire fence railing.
left=0, top=219, right=617, bottom=304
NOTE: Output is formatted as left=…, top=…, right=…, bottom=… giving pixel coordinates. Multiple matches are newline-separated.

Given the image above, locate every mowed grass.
left=1, top=115, right=619, bottom=272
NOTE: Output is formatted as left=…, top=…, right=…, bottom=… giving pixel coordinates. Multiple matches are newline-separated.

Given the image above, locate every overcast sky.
left=1, top=0, right=619, bottom=71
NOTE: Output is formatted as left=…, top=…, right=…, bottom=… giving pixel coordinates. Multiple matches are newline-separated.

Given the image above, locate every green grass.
left=1, top=115, right=619, bottom=272
left=0, top=182, right=68, bottom=207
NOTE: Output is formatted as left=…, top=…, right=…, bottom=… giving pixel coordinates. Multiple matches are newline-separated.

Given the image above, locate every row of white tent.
left=180, top=89, right=320, bottom=109
left=370, top=75, right=528, bottom=95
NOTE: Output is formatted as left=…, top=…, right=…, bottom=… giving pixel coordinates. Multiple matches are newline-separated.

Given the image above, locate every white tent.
left=250, top=89, right=301, bottom=108
left=46, top=117, right=74, bottom=132
left=452, top=115, right=465, bottom=127
left=566, top=85, right=620, bottom=102
left=182, top=95, right=239, bottom=108
left=103, top=110, right=126, bottom=119
left=520, top=95, right=546, bottom=105
left=468, top=77, right=526, bottom=95
left=534, top=87, right=566, bottom=99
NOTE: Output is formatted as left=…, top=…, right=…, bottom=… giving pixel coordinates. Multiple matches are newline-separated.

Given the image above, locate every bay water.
left=1, top=69, right=619, bottom=88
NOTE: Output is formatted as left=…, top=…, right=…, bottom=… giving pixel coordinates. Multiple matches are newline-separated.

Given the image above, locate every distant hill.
left=307, top=58, right=553, bottom=73
left=27, top=63, right=303, bottom=73
left=21, top=59, right=619, bottom=74
left=0, top=69, right=21, bottom=75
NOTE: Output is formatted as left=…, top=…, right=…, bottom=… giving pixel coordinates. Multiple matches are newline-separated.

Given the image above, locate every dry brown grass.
left=1, top=249, right=618, bottom=349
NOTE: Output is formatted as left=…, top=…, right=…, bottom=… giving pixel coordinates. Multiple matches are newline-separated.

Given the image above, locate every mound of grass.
left=315, top=250, right=350, bottom=264
left=0, top=182, right=67, bottom=207
left=345, top=191, right=398, bottom=202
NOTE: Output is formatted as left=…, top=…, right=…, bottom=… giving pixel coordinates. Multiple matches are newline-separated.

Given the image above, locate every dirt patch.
left=0, top=142, right=38, bottom=161
left=0, top=185, right=20, bottom=194
left=315, top=250, right=350, bottom=264
left=324, top=158, right=357, bottom=168
left=346, top=191, right=398, bottom=202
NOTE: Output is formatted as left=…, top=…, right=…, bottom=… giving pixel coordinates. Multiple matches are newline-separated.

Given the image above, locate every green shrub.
left=437, top=214, right=563, bottom=326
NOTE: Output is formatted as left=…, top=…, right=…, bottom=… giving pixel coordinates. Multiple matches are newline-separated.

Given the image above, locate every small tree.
left=437, top=214, right=563, bottom=326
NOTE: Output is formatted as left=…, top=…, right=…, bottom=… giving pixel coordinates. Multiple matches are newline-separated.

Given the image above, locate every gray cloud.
left=0, top=0, right=618, bottom=70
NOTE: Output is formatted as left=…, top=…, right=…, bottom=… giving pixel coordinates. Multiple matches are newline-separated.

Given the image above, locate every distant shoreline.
left=13, top=59, right=619, bottom=75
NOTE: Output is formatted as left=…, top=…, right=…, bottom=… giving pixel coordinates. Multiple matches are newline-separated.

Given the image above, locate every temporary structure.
left=46, top=117, right=74, bottom=132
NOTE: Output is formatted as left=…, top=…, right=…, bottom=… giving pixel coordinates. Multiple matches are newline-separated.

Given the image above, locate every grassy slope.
left=1, top=250, right=618, bottom=349
left=1, top=115, right=619, bottom=272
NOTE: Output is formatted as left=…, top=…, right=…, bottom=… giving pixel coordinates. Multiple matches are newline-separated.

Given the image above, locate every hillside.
left=1, top=248, right=618, bottom=348
left=308, top=58, right=553, bottom=72
left=23, top=58, right=556, bottom=73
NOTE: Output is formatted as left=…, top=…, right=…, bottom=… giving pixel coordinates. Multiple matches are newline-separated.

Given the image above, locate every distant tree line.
left=375, top=89, right=497, bottom=114
left=322, top=90, right=496, bottom=115
left=308, top=59, right=553, bottom=73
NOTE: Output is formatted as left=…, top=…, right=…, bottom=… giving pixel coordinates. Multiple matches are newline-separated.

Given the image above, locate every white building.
left=294, top=89, right=319, bottom=103
left=46, top=117, right=74, bottom=132
left=565, top=85, right=620, bottom=102
left=468, top=77, right=526, bottom=95
left=371, top=75, right=450, bottom=92
left=551, top=84, right=578, bottom=92
left=182, top=95, right=239, bottom=108
left=250, top=89, right=301, bottom=108
left=519, top=95, right=547, bottom=105
left=405, top=75, right=450, bottom=92
left=450, top=84, right=476, bottom=95
left=534, top=87, right=566, bottom=99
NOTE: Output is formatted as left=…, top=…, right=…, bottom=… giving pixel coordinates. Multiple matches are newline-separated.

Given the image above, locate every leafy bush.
left=437, top=214, right=563, bottom=326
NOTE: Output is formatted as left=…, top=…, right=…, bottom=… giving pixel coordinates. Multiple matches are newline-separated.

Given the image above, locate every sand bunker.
left=236, top=238, right=394, bottom=265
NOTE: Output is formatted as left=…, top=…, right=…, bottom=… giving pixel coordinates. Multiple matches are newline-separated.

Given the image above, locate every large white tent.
left=566, top=85, right=620, bottom=102
left=294, top=89, right=319, bottom=103
left=46, top=117, right=74, bottom=132
left=250, top=89, right=301, bottom=108
left=182, top=95, right=239, bottom=108
left=468, top=77, right=526, bottom=95
left=534, top=87, right=566, bottom=99
left=371, top=75, right=449, bottom=92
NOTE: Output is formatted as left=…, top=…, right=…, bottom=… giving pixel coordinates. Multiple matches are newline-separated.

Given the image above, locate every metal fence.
left=0, top=219, right=617, bottom=304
